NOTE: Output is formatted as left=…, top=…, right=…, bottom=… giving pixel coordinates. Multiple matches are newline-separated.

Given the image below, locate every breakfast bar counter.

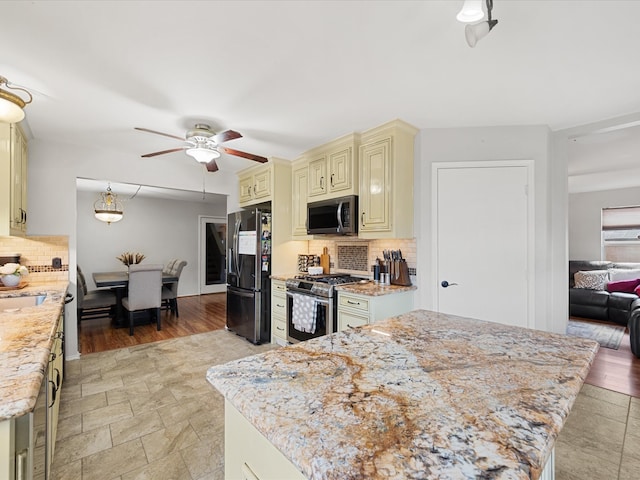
left=207, top=309, right=598, bottom=480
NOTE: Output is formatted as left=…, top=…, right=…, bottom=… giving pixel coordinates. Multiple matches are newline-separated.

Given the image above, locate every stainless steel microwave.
left=307, top=195, right=358, bottom=235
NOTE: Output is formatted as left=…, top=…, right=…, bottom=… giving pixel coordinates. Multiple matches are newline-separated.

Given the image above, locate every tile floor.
left=51, top=330, right=640, bottom=480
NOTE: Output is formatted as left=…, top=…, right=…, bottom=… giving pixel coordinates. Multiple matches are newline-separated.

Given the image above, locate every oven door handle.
left=286, top=291, right=330, bottom=305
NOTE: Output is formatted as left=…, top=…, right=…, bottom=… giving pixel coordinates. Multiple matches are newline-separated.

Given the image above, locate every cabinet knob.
left=330, top=174, right=335, bottom=187
left=361, top=212, right=366, bottom=226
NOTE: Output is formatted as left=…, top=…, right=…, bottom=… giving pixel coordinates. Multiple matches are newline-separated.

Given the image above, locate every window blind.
left=602, top=206, right=640, bottom=230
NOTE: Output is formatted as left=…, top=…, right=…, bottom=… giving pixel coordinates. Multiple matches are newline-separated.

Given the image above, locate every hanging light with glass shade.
left=94, top=184, right=123, bottom=224
left=0, top=76, right=33, bottom=123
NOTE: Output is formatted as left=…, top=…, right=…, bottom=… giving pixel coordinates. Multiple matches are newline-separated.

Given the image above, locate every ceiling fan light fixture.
left=94, top=184, right=123, bottom=224
left=186, top=147, right=221, bottom=164
left=0, top=76, right=32, bottom=123
left=456, top=0, right=484, bottom=23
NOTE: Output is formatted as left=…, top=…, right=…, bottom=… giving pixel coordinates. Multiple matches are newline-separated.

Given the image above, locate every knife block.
left=390, top=260, right=412, bottom=286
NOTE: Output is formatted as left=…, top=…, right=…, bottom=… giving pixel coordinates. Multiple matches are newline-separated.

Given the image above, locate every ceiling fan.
left=135, top=123, right=268, bottom=172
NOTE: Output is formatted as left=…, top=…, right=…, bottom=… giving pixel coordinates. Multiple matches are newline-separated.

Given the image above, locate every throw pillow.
left=609, top=268, right=640, bottom=282
left=574, top=270, right=609, bottom=290
left=607, top=278, right=640, bottom=293
left=635, top=285, right=640, bottom=297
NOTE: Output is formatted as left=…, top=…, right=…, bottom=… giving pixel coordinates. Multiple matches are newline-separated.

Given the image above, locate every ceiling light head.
left=462, top=0, right=498, bottom=47
left=456, top=0, right=484, bottom=23
left=94, top=184, right=123, bottom=224
left=186, top=147, right=221, bottom=164
left=0, top=76, right=33, bottom=124
left=465, top=19, right=498, bottom=47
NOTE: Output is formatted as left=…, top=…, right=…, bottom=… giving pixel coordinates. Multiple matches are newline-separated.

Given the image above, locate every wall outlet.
left=52, top=257, right=62, bottom=269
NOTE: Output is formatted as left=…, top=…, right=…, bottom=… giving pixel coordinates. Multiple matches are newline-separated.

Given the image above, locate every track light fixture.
left=457, top=0, right=499, bottom=48
left=0, top=76, right=33, bottom=123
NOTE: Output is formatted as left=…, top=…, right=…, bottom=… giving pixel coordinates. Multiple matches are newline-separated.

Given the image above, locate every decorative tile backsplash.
left=307, top=238, right=417, bottom=278
left=336, top=244, right=369, bottom=272
left=0, top=235, right=69, bottom=282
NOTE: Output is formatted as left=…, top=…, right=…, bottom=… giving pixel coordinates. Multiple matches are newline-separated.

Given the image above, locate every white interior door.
left=199, top=216, right=227, bottom=294
left=432, top=161, right=534, bottom=328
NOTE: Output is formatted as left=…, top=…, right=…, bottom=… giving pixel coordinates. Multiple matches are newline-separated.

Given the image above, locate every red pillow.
left=607, top=278, right=640, bottom=293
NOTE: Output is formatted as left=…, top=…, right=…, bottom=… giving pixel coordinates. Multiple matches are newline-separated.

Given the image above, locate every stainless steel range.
left=285, top=273, right=362, bottom=343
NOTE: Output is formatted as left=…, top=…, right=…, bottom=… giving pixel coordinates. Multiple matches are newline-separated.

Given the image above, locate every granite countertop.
left=335, top=280, right=417, bottom=296
left=207, top=309, right=598, bottom=480
left=0, top=281, right=69, bottom=421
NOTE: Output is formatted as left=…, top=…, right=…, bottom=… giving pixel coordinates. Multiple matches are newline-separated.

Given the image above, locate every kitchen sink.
left=0, top=295, right=47, bottom=312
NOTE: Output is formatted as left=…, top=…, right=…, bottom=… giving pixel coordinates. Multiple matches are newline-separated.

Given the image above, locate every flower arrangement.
left=0, top=263, right=29, bottom=287
left=0, top=263, right=29, bottom=277
left=116, top=252, right=146, bottom=267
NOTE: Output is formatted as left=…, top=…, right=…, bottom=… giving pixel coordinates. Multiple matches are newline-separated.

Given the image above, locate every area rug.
left=566, top=319, right=625, bottom=349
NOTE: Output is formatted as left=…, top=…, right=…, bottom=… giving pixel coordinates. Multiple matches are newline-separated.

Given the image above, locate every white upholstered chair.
left=122, top=264, right=163, bottom=336
left=162, top=259, right=187, bottom=317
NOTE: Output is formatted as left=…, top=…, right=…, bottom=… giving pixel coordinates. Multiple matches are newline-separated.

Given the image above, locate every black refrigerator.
left=226, top=205, right=272, bottom=344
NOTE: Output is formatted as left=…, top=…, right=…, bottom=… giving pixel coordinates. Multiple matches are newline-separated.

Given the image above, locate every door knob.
left=441, top=280, right=459, bottom=288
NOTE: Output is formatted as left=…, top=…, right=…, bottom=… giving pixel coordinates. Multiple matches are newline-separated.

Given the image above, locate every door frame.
left=199, top=215, right=227, bottom=294
left=431, top=160, right=536, bottom=328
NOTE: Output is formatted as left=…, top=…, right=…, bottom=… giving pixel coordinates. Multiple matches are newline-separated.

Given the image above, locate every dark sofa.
left=569, top=260, right=640, bottom=326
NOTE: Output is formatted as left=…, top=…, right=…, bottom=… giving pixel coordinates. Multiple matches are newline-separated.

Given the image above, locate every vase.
left=1, top=274, right=21, bottom=287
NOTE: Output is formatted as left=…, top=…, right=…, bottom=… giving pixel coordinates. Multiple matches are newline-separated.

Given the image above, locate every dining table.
left=93, top=270, right=178, bottom=327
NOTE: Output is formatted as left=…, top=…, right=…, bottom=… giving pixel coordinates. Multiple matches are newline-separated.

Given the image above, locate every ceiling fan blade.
left=141, top=147, right=187, bottom=158
left=206, top=159, right=219, bottom=172
left=221, top=147, right=268, bottom=163
left=212, top=129, right=242, bottom=144
left=135, top=127, right=185, bottom=141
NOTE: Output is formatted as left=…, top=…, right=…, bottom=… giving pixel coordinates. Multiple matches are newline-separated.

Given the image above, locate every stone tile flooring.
left=51, top=330, right=276, bottom=480
left=51, top=330, right=640, bottom=479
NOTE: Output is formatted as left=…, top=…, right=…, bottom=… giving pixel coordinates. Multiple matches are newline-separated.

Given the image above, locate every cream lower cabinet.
left=337, top=290, right=414, bottom=332
left=358, top=120, right=417, bottom=239
left=270, top=280, right=288, bottom=345
left=225, top=400, right=305, bottom=480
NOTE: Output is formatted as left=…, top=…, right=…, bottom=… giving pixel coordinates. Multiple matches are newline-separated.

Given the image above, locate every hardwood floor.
left=79, top=297, right=640, bottom=398
left=580, top=322, right=640, bottom=397
left=78, top=293, right=227, bottom=354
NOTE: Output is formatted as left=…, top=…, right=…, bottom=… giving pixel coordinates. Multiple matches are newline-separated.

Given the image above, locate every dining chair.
left=76, top=266, right=117, bottom=322
left=162, top=260, right=187, bottom=317
left=122, top=264, right=163, bottom=336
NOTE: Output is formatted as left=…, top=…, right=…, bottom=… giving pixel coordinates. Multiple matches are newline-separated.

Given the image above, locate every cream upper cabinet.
left=306, top=133, right=359, bottom=201
left=0, top=123, right=28, bottom=236
left=291, top=159, right=310, bottom=238
left=238, top=163, right=273, bottom=207
left=358, top=120, right=417, bottom=239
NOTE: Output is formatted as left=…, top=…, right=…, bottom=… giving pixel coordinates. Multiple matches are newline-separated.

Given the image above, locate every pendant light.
left=94, top=184, right=124, bottom=224
left=0, top=76, right=33, bottom=123
left=186, top=146, right=221, bottom=163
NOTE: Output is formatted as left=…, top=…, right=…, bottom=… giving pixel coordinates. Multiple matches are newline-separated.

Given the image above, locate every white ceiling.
left=3, top=1, right=640, bottom=195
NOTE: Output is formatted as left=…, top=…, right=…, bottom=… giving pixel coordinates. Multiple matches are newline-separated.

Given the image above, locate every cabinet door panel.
left=328, top=146, right=352, bottom=193
left=308, top=156, right=327, bottom=197
left=253, top=169, right=272, bottom=199
left=292, top=166, right=309, bottom=236
left=239, top=176, right=254, bottom=204
left=360, top=138, right=391, bottom=231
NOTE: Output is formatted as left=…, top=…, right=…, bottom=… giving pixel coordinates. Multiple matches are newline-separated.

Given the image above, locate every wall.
left=569, top=186, right=640, bottom=260
left=415, top=126, right=568, bottom=334
left=76, top=190, right=225, bottom=296
left=0, top=235, right=69, bottom=281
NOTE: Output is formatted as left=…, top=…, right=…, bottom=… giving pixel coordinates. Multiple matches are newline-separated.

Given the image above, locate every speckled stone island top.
left=0, top=281, right=68, bottom=420
left=207, top=309, right=599, bottom=480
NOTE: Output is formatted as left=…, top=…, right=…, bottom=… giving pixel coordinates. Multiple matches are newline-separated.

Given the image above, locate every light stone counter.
left=208, top=309, right=598, bottom=480
left=0, top=281, right=68, bottom=420
left=335, top=280, right=416, bottom=296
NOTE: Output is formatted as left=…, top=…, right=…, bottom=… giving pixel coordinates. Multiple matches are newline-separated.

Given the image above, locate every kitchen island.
left=207, top=309, right=598, bottom=480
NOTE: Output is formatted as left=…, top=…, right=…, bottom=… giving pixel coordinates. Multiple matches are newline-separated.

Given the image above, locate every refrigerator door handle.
left=233, top=217, right=241, bottom=276
left=228, top=287, right=256, bottom=298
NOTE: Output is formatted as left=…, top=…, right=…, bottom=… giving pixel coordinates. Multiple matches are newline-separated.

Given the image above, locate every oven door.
left=286, top=291, right=330, bottom=343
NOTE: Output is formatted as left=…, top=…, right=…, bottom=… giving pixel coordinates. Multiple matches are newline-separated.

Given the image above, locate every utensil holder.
left=390, top=260, right=412, bottom=286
